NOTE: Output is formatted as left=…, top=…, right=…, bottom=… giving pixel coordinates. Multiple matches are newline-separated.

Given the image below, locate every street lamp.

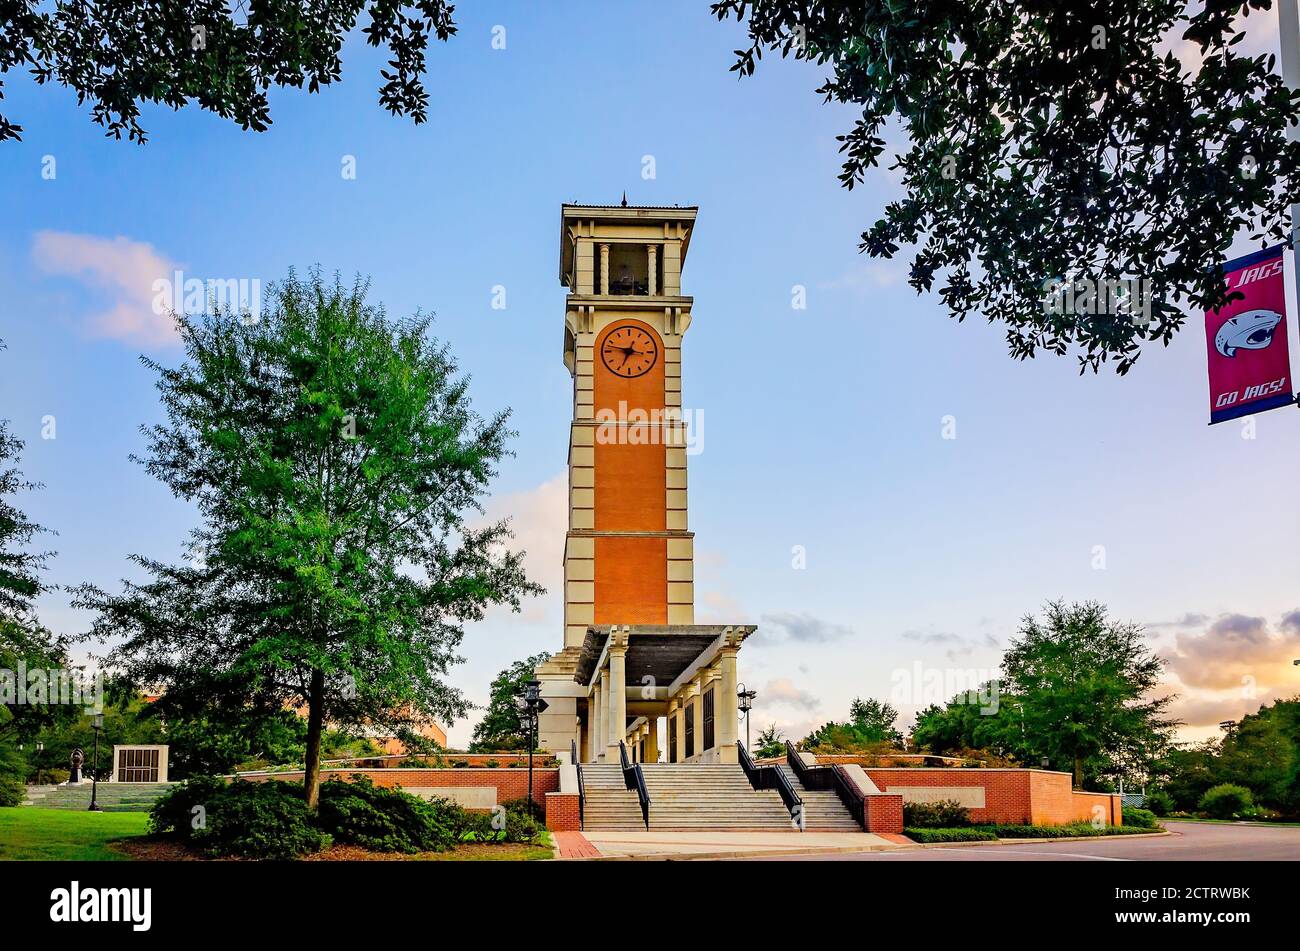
left=88, top=714, right=104, bottom=812
left=736, top=683, right=757, bottom=751
left=35, top=741, right=44, bottom=786
left=521, top=680, right=548, bottom=819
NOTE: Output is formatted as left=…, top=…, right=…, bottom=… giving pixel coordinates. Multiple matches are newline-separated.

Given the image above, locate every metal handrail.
left=571, top=739, right=585, bottom=829
left=739, top=741, right=804, bottom=824
left=829, top=765, right=866, bottom=829
left=785, top=741, right=867, bottom=831
left=618, top=741, right=651, bottom=829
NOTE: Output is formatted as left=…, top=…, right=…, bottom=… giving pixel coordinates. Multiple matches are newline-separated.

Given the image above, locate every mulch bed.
left=113, top=836, right=542, bottom=861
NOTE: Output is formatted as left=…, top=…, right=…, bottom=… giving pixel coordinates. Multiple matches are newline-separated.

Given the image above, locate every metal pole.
left=527, top=712, right=534, bottom=818
left=1281, top=0, right=1300, bottom=327
left=88, top=728, right=102, bottom=812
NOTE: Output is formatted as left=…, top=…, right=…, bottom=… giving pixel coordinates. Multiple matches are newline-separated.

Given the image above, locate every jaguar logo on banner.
left=1205, top=245, right=1295, bottom=424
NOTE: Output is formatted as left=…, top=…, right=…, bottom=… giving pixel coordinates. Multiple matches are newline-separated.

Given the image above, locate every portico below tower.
left=569, top=624, right=751, bottom=764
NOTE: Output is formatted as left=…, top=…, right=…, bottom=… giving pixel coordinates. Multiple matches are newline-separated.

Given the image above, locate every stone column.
left=673, top=697, right=686, bottom=763
left=590, top=682, right=602, bottom=763
left=645, top=716, right=660, bottom=763
left=717, top=647, right=739, bottom=764
left=647, top=244, right=657, bottom=296
left=598, top=669, right=610, bottom=762
left=599, top=243, right=610, bottom=295
left=607, top=646, right=627, bottom=760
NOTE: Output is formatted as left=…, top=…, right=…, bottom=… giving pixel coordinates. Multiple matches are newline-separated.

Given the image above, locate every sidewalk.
left=565, top=830, right=903, bottom=860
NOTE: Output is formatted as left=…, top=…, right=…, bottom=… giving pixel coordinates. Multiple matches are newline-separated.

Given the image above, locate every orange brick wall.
left=240, top=768, right=559, bottom=809
left=863, top=794, right=904, bottom=834
left=545, top=792, right=581, bottom=831
left=594, top=535, right=667, bottom=624
left=864, top=768, right=1123, bottom=827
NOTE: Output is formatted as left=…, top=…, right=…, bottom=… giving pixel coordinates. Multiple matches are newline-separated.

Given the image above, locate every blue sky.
left=2, top=2, right=1298, bottom=747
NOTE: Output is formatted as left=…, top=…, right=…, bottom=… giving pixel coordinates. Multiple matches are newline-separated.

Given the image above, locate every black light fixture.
left=522, top=680, right=548, bottom=818
left=1040, top=755, right=1050, bottom=769
left=736, top=683, right=757, bottom=751
left=35, top=741, right=44, bottom=786
left=88, top=714, right=104, bottom=812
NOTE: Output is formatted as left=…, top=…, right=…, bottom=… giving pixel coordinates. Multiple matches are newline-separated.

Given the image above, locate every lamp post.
left=35, top=741, right=43, bottom=786
left=88, top=714, right=104, bottom=812
left=736, top=683, right=757, bottom=751
left=522, top=680, right=547, bottom=819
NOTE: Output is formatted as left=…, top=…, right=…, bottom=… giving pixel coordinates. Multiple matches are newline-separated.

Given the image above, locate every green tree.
left=0, top=340, right=75, bottom=755
left=1, top=1, right=459, bottom=143
left=1001, top=601, right=1175, bottom=788
left=470, top=652, right=551, bottom=752
left=803, top=696, right=904, bottom=751
left=714, top=0, right=1300, bottom=372
left=752, top=722, right=785, bottom=759
left=1216, top=697, right=1300, bottom=812
left=909, top=683, right=1024, bottom=760
left=75, top=272, right=541, bottom=808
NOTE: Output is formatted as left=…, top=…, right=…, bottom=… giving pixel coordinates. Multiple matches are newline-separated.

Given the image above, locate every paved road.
left=748, top=822, right=1300, bottom=861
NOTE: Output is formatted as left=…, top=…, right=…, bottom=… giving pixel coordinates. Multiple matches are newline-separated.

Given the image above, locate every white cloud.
left=32, top=231, right=180, bottom=347
left=761, top=677, right=823, bottom=713
left=482, top=471, right=566, bottom=624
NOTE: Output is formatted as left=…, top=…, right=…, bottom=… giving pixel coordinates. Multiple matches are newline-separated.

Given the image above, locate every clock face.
left=600, top=325, right=658, bottom=378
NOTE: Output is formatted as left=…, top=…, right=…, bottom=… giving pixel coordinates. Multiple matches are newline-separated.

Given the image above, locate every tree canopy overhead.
left=714, top=0, right=1300, bottom=372
left=1, top=0, right=458, bottom=143
left=75, top=271, right=540, bottom=807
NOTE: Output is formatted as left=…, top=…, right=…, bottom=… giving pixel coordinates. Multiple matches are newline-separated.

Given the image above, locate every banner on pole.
left=1205, top=244, right=1295, bottom=424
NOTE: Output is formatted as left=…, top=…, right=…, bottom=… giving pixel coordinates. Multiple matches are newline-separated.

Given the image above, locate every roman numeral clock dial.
left=600, top=325, right=658, bottom=377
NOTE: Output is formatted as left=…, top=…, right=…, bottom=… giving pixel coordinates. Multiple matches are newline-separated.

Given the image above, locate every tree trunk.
left=1073, top=751, right=1083, bottom=790
left=303, top=669, right=326, bottom=810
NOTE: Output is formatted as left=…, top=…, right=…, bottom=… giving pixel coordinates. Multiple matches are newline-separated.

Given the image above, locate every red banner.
left=1205, top=245, right=1295, bottom=424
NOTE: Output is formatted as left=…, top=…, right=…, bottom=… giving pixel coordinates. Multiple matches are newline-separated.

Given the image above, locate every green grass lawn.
left=0, top=807, right=150, bottom=861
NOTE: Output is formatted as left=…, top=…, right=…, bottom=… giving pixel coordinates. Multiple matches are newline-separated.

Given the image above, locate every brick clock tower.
left=536, top=202, right=751, bottom=766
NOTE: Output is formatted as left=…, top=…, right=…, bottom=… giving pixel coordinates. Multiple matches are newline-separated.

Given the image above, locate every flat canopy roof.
left=573, top=624, right=754, bottom=688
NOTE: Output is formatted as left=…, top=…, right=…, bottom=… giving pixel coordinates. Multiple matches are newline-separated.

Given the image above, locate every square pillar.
left=645, top=715, right=660, bottom=763
left=606, top=646, right=627, bottom=760
left=676, top=696, right=686, bottom=763
left=716, top=647, right=739, bottom=764
left=597, top=671, right=609, bottom=762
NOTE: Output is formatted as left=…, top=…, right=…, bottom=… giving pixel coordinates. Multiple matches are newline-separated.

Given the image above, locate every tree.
left=803, top=696, right=904, bottom=751
left=1, top=1, right=458, bottom=143
left=714, top=0, right=1300, bottom=372
left=470, top=652, right=551, bottom=752
left=1215, top=697, right=1300, bottom=812
left=0, top=339, right=72, bottom=751
left=1001, top=600, right=1175, bottom=788
left=75, top=271, right=541, bottom=808
left=752, top=722, right=785, bottom=759
left=909, top=683, right=1025, bottom=760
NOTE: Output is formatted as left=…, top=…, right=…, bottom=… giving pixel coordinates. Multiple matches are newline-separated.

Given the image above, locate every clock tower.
left=536, top=201, right=752, bottom=766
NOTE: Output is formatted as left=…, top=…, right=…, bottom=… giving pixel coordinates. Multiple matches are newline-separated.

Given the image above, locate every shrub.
left=499, top=797, right=545, bottom=843
left=201, top=781, right=329, bottom=859
left=903, top=799, right=970, bottom=828
left=904, top=827, right=997, bottom=843
left=316, top=775, right=457, bottom=853
left=1122, top=807, right=1159, bottom=829
left=1143, top=790, right=1174, bottom=817
left=1198, top=783, right=1253, bottom=819
left=148, top=776, right=231, bottom=838
left=1238, top=805, right=1281, bottom=822
left=150, top=777, right=327, bottom=858
left=0, top=776, right=24, bottom=807
left=484, top=760, right=500, bottom=769
left=978, top=822, right=1151, bottom=838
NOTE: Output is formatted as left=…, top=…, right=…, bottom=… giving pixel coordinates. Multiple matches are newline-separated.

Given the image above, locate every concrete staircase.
left=21, top=782, right=176, bottom=812
left=777, top=765, right=863, bottom=832
left=580, top=763, right=798, bottom=832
